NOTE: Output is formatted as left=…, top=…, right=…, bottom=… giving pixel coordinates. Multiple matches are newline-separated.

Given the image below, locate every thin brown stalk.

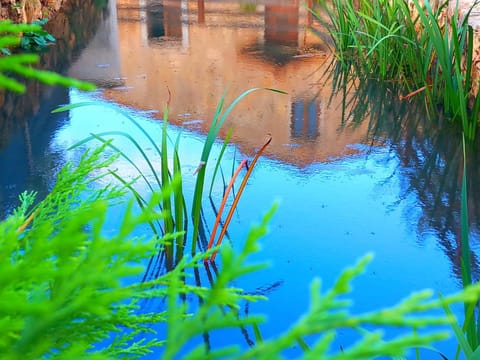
left=17, top=210, right=37, bottom=234
left=399, top=85, right=429, bottom=101
left=210, top=135, right=272, bottom=262
left=205, top=159, right=248, bottom=262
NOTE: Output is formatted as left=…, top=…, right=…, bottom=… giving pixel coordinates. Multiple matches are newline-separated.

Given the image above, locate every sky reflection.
left=51, top=88, right=461, bottom=357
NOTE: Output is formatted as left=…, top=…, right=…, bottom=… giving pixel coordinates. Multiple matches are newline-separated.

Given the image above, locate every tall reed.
left=315, top=0, right=480, bottom=140
left=189, top=88, right=285, bottom=255
left=54, top=88, right=284, bottom=269
left=414, top=1, right=480, bottom=141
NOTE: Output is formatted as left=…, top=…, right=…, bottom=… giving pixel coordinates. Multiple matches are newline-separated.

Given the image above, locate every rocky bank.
left=0, top=0, right=66, bottom=23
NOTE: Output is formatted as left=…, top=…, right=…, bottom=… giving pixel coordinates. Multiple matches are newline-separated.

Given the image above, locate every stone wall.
left=0, top=0, right=66, bottom=23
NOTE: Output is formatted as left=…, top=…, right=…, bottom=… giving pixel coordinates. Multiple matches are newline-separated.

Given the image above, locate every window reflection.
left=146, top=1, right=164, bottom=37
left=146, top=0, right=182, bottom=39
left=290, top=98, right=319, bottom=140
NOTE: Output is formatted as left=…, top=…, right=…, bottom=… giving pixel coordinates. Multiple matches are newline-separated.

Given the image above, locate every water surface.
left=1, top=0, right=480, bottom=358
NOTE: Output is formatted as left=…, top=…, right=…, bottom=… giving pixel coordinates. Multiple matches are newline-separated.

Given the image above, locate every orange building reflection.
left=265, top=1, right=299, bottom=45
left=146, top=0, right=183, bottom=39
left=96, top=0, right=368, bottom=167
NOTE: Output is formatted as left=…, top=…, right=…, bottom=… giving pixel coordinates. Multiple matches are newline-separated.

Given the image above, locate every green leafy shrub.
left=0, top=20, right=94, bottom=93
left=20, top=18, right=55, bottom=51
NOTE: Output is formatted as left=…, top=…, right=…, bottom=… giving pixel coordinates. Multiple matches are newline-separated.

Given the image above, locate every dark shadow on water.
left=329, top=61, right=480, bottom=284
left=0, top=0, right=111, bottom=218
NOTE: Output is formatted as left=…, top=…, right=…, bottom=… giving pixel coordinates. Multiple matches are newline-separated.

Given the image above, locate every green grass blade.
left=191, top=88, right=285, bottom=255
left=173, top=133, right=185, bottom=264
left=461, top=134, right=472, bottom=286
left=161, top=106, right=174, bottom=269
left=209, top=127, right=233, bottom=197
left=69, top=132, right=161, bottom=193
left=440, top=294, right=474, bottom=357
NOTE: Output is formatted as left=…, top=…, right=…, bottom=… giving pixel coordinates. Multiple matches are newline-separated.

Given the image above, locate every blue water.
left=0, top=0, right=477, bottom=357
left=45, top=89, right=462, bottom=358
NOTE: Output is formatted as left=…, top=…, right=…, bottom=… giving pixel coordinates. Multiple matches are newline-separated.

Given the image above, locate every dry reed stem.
left=205, top=159, right=248, bottom=262
left=210, top=135, right=272, bottom=262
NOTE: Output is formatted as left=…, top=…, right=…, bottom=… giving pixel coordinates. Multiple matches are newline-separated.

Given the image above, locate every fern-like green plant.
left=0, top=143, right=265, bottom=359
left=20, top=18, right=55, bottom=51
left=3, top=143, right=480, bottom=359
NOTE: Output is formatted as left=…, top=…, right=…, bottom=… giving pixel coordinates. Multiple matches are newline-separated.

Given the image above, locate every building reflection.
left=290, top=98, right=319, bottom=140
left=110, top=0, right=347, bottom=168
left=264, top=1, right=299, bottom=46
left=146, top=1, right=165, bottom=37
left=146, top=0, right=182, bottom=39
left=197, top=0, right=205, bottom=24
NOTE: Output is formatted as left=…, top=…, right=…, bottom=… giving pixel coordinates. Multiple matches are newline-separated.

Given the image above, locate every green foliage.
left=0, top=143, right=263, bottom=359
left=54, top=88, right=286, bottom=267
left=94, top=0, right=109, bottom=9
left=0, top=20, right=95, bottom=93
left=20, top=18, right=55, bottom=51
left=0, top=145, right=160, bottom=359
left=314, top=0, right=480, bottom=141
left=4, top=144, right=480, bottom=358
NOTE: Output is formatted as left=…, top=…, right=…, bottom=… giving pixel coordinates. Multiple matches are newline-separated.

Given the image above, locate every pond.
left=1, top=0, right=480, bottom=358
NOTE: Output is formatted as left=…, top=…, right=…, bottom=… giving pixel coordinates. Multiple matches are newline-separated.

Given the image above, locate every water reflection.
left=264, top=2, right=299, bottom=45
left=290, top=97, right=319, bottom=140
left=107, top=0, right=353, bottom=167
left=330, top=67, right=480, bottom=284
left=146, top=0, right=183, bottom=39
left=0, top=1, right=478, bottom=356
left=0, top=0, right=110, bottom=217
left=52, top=89, right=461, bottom=357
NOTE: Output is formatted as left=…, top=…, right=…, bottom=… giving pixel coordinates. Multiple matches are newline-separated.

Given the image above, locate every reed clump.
left=53, top=88, right=284, bottom=271
left=315, top=0, right=480, bottom=141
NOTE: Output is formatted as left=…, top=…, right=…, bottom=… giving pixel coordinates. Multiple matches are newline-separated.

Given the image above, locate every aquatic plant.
left=207, top=135, right=272, bottom=262
left=413, top=0, right=480, bottom=141
left=189, top=88, right=284, bottom=255
left=0, top=20, right=94, bottom=93
left=54, top=88, right=283, bottom=270
left=314, top=0, right=480, bottom=141
left=316, top=0, right=424, bottom=84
